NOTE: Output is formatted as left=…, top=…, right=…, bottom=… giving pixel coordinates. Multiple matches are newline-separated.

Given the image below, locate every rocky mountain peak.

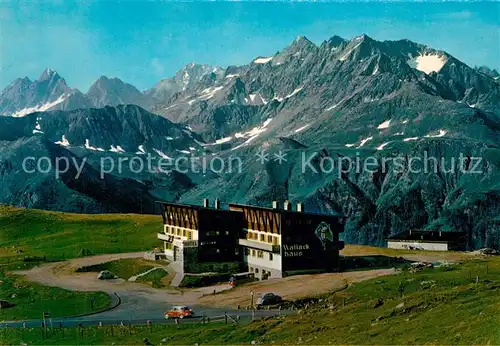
left=89, top=75, right=128, bottom=89
left=326, top=35, right=346, bottom=48
left=288, top=35, right=316, bottom=51
left=86, top=75, right=149, bottom=109
left=38, top=68, right=61, bottom=82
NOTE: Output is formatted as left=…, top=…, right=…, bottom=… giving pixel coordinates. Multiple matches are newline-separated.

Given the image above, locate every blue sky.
left=1, top=1, right=499, bottom=91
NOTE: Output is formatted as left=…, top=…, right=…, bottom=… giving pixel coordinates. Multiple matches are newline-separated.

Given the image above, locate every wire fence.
left=0, top=312, right=288, bottom=343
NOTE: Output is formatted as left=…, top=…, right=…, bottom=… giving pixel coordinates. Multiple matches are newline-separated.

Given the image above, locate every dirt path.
left=11, top=252, right=231, bottom=307
left=199, top=268, right=395, bottom=308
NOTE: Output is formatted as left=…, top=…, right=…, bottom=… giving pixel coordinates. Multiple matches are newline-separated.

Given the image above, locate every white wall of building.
left=244, top=252, right=282, bottom=271
left=388, top=241, right=449, bottom=251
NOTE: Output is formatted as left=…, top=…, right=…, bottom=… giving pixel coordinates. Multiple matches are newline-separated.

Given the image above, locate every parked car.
left=97, top=270, right=115, bottom=280
left=256, top=293, right=282, bottom=307
left=164, top=306, right=194, bottom=319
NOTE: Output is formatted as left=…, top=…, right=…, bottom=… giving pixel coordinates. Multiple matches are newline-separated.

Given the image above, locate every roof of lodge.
left=156, top=200, right=345, bottom=219
left=228, top=202, right=345, bottom=219
left=155, top=200, right=233, bottom=212
left=387, top=230, right=466, bottom=242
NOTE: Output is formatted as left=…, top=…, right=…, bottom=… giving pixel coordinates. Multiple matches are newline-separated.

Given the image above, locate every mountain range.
left=0, top=34, right=499, bottom=249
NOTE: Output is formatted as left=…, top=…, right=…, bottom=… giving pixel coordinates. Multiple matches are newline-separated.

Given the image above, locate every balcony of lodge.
left=238, top=238, right=281, bottom=253
left=157, top=233, right=199, bottom=248
left=158, top=232, right=173, bottom=241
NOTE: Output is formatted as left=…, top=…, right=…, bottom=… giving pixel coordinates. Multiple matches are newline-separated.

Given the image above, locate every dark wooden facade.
left=160, top=202, right=242, bottom=263
left=229, top=203, right=345, bottom=273
left=229, top=205, right=281, bottom=234
left=162, top=203, right=199, bottom=230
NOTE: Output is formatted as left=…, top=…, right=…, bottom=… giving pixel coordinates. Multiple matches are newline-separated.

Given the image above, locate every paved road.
left=0, top=311, right=284, bottom=329
left=3, top=253, right=291, bottom=329
left=0, top=279, right=285, bottom=328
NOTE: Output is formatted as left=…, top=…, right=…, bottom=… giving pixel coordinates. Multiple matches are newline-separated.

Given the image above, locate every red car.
left=164, top=306, right=194, bottom=319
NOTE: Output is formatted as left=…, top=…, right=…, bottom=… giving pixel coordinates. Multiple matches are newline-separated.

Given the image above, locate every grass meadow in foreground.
left=3, top=257, right=500, bottom=345
left=0, top=273, right=110, bottom=322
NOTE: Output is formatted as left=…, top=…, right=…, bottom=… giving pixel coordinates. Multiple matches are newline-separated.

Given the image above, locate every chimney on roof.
left=214, top=198, right=221, bottom=209
left=272, top=201, right=280, bottom=209
left=284, top=200, right=292, bottom=211
left=297, top=202, right=304, bottom=212
left=203, top=198, right=210, bottom=208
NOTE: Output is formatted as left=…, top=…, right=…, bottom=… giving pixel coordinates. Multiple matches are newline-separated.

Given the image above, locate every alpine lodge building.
left=157, top=199, right=345, bottom=280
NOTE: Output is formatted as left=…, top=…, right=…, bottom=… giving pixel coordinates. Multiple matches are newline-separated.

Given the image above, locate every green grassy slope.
left=3, top=257, right=500, bottom=344
left=76, top=259, right=157, bottom=280
left=0, top=205, right=162, bottom=269
left=0, top=274, right=110, bottom=321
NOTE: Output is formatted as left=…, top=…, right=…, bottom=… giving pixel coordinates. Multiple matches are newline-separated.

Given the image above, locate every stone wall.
left=143, top=251, right=167, bottom=261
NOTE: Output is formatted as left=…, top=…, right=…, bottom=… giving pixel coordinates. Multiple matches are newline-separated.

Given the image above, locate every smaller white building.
left=387, top=230, right=466, bottom=252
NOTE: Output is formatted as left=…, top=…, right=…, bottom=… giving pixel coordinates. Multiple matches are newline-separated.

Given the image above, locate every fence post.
left=225, top=312, right=228, bottom=324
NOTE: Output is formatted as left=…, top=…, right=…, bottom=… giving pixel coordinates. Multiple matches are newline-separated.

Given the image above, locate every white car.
left=97, top=270, right=115, bottom=280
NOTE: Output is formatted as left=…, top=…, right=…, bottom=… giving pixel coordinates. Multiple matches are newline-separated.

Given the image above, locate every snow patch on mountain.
left=11, top=94, right=67, bottom=117
left=254, top=57, right=273, bottom=64
left=285, top=87, right=303, bottom=99
left=55, top=135, right=70, bottom=147
left=425, top=129, right=447, bottom=138
left=232, top=118, right=273, bottom=150
left=136, top=145, right=147, bottom=155
left=154, top=148, right=173, bottom=160
left=377, top=119, right=391, bottom=129
left=205, top=136, right=233, bottom=146
left=294, top=124, right=310, bottom=133
left=339, top=39, right=363, bottom=61
left=403, top=137, right=419, bottom=142
left=182, top=70, right=190, bottom=91
left=248, top=93, right=268, bottom=105
left=199, top=86, right=224, bottom=101
left=85, top=139, right=105, bottom=152
left=33, top=120, right=43, bottom=134
left=407, top=53, right=447, bottom=74
left=357, top=136, right=373, bottom=148
left=376, top=142, right=390, bottom=151
left=110, top=145, right=126, bottom=153
left=326, top=102, right=342, bottom=111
